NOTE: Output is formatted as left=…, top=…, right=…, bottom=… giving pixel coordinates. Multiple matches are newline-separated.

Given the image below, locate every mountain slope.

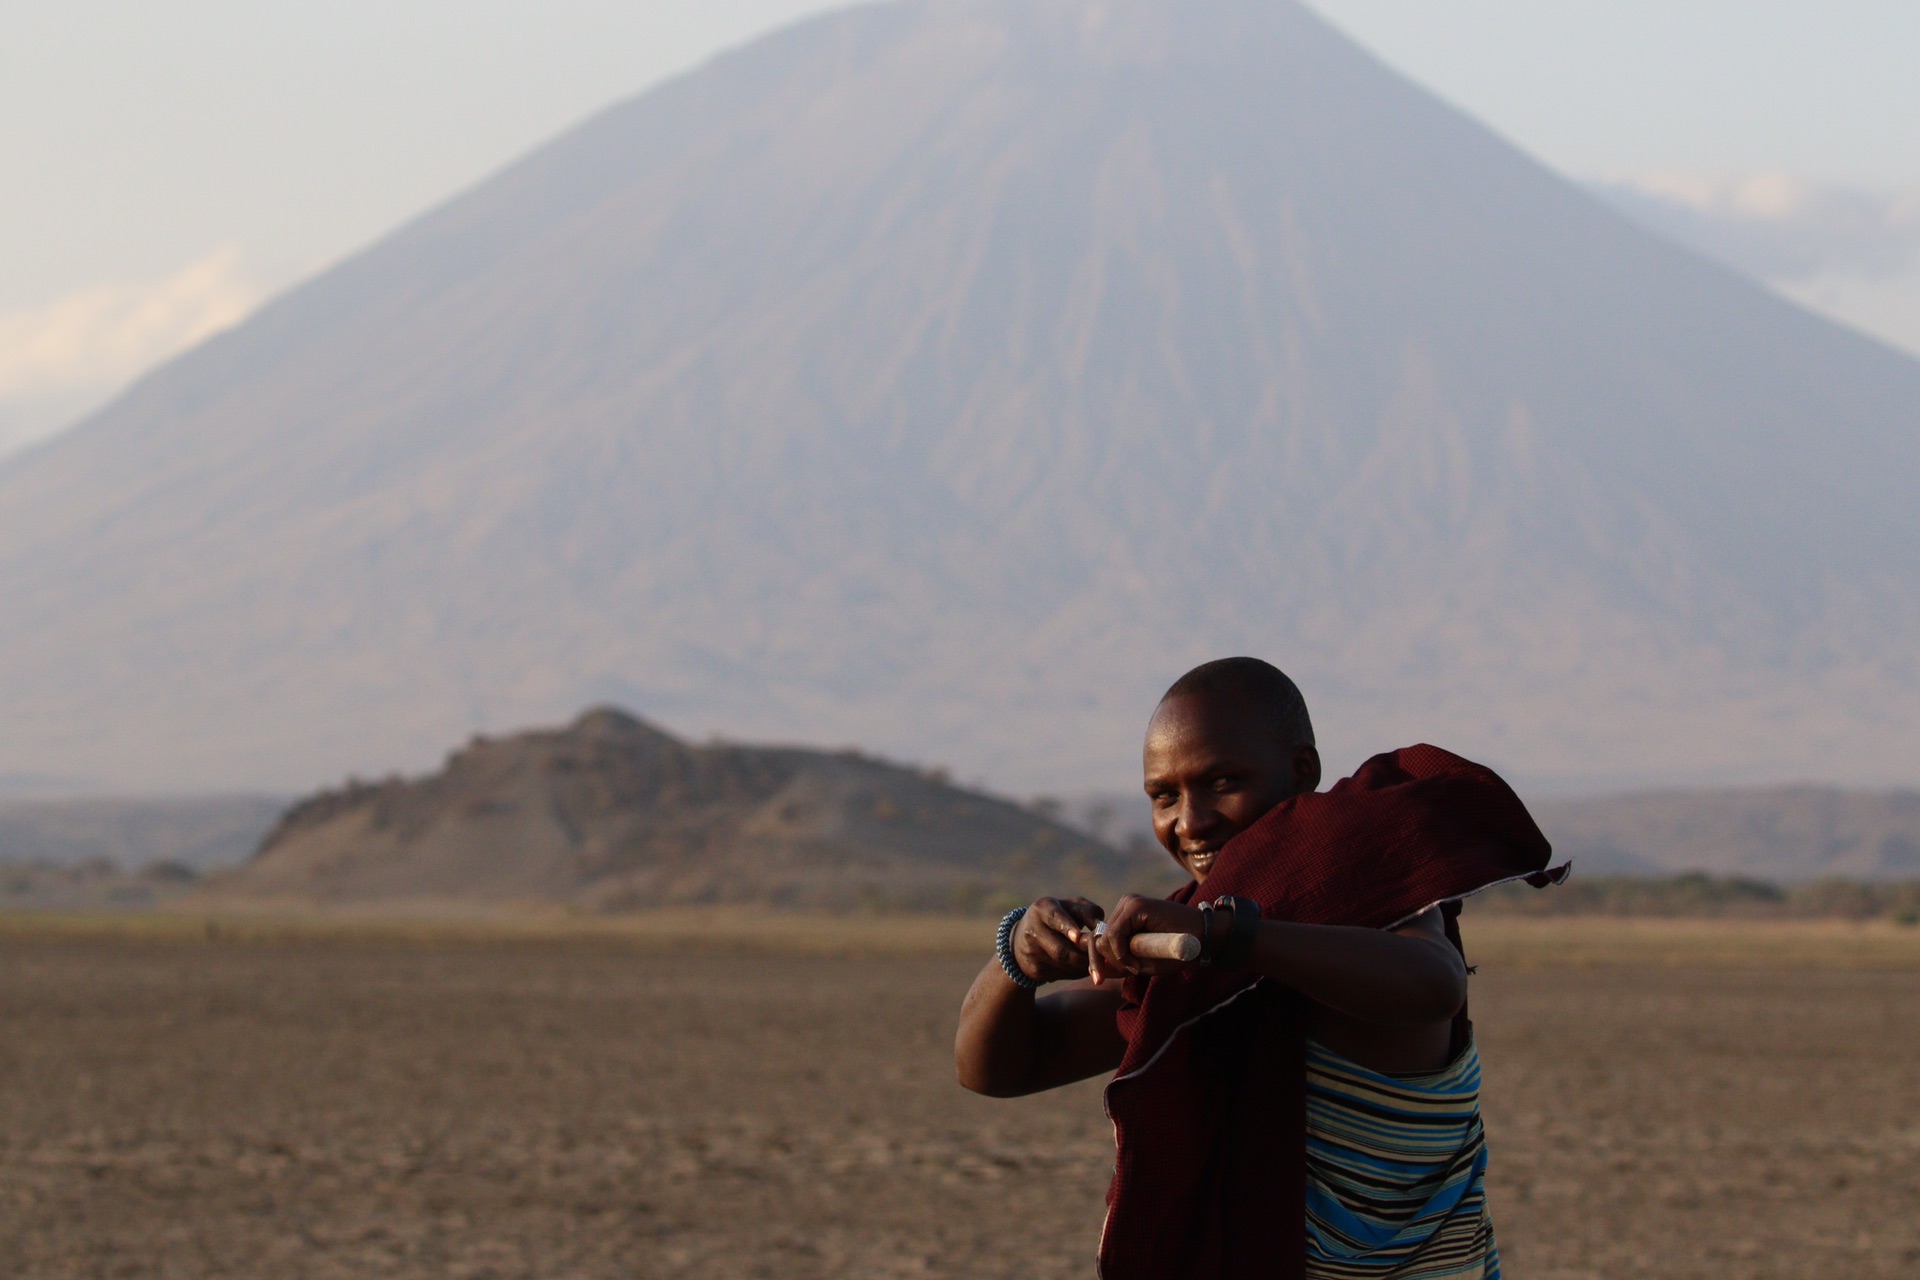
left=208, top=707, right=1154, bottom=910
left=1, top=0, right=1917, bottom=794
left=1533, top=787, right=1920, bottom=882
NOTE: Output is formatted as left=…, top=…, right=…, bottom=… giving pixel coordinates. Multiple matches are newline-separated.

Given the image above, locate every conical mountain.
left=2, top=0, right=1917, bottom=794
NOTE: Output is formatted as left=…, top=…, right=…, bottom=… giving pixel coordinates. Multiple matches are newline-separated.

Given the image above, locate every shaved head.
left=1160, top=656, right=1314, bottom=750
left=1144, top=658, right=1320, bottom=882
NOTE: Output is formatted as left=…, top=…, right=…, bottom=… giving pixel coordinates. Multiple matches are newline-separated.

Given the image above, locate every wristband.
left=1208, top=895, right=1260, bottom=970
left=995, top=906, right=1041, bottom=990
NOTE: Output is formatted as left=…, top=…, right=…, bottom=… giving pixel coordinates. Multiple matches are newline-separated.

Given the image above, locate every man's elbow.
left=1364, top=944, right=1468, bottom=1024
left=1408, top=956, right=1469, bottom=1023
left=956, top=1060, right=1027, bottom=1098
left=953, top=1034, right=1027, bottom=1097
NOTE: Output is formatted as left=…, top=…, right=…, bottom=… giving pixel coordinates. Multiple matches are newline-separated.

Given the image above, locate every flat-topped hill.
left=211, top=708, right=1163, bottom=911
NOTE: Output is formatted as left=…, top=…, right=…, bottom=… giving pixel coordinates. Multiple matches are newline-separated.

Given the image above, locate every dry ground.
left=1, top=917, right=1917, bottom=1278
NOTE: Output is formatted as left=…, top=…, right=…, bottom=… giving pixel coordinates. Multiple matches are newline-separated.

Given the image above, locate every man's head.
left=1142, top=657, right=1321, bottom=884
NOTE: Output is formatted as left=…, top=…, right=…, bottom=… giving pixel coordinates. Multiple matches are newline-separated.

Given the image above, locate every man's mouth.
left=1185, top=848, right=1219, bottom=874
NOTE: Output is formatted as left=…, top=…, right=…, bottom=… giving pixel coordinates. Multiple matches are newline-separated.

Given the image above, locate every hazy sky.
left=4, top=1, right=1918, bottom=453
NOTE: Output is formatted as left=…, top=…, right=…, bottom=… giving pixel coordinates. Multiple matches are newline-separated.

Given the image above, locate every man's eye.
left=1211, top=777, right=1239, bottom=793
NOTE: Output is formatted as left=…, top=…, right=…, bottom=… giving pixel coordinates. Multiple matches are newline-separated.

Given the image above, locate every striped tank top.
left=1302, top=1036, right=1500, bottom=1279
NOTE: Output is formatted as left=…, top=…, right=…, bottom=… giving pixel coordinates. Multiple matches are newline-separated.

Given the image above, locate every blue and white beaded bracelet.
left=995, top=906, right=1041, bottom=989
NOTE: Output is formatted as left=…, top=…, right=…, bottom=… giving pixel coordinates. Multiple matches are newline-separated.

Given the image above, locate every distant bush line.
left=1470, top=873, right=1920, bottom=923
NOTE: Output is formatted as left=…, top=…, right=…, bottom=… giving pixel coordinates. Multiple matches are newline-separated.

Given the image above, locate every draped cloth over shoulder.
left=1099, top=744, right=1564, bottom=1280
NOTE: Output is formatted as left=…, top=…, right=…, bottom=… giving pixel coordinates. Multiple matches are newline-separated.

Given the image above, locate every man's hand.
left=958, top=896, right=1129, bottom=1095
left=1094, top=894, right=1207, bottom=981
left=1012, top=897, right=1107, bottom=986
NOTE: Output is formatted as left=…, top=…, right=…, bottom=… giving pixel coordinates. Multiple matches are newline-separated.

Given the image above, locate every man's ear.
left=1291, top=745, right=1321, bottom=796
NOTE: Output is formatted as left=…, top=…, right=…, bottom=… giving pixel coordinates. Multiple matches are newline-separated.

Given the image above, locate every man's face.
left=1142, top=693, right=1320, bottom=884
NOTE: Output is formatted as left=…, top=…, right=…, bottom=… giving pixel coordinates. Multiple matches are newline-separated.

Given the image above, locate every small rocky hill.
left=210, top=709, right=1164, bottom=911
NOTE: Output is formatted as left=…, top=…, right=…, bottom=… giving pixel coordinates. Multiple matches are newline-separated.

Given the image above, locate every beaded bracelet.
left=995, top=906, right=1040, bottom=989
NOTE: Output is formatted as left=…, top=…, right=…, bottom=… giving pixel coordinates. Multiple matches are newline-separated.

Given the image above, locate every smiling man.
left=954, top=657, right=1562, bottom=1280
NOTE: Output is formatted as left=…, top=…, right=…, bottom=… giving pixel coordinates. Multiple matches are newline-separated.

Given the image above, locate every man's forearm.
left=956, top=961, right=1128, bottom=1097
left=1244, top=919, right=1466, bottom=1024
left=955, top=959, right=1040, bottom=1096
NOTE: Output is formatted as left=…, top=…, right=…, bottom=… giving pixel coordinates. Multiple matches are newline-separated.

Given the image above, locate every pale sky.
left=4, top=1, right=1918, bottom=454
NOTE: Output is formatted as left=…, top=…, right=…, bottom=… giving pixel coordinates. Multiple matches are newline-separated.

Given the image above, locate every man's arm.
left=1096, top=895, right=1467, bottom=1025
left=1245, top=907, right=1466, bottom=1024
left=955, top=897, right=1129, bottom=1097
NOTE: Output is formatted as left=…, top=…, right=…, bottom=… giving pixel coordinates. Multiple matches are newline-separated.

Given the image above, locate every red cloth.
left=1099, top=744, right=1565, bottom=1280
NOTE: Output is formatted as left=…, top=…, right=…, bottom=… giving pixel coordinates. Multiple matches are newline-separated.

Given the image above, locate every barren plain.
left=2, top=917, right=1917, bottom=1279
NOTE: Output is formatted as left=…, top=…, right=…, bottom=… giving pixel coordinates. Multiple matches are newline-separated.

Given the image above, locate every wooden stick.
left=1129, top=932, right=1201, bottom=963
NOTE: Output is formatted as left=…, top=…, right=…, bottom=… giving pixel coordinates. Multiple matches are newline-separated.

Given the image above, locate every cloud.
left=0, top=247, right=260, bottom=398
left=0, top=248, right=261, bottom=457
left=1593, top=172, right=1920, bottom=283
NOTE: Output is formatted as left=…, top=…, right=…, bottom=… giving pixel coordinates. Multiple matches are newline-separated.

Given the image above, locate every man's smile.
left=1184, top=847, right=1220, bottom=876
left=1144, top=682, right=1322, bottom=889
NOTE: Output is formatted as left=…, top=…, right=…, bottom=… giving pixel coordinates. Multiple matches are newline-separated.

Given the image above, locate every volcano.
left=2, top=0, right=1917, bottom=795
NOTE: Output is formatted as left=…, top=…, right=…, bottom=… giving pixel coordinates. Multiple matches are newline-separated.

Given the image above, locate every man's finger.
left=1030, top=928, right=1085, bottom=972
left=1087, top=922, right=1108, bottom=984
left=1119, top=926, right=1157, bottom=973
left=1027, top=900, right=1079, bottom=947
left=1031, top=897, right=1082, bottom=934
left=1057, top=898, right=1104, bottom=944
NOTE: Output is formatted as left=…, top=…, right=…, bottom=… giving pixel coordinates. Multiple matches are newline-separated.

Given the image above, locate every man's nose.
left=1176, top=797, right=1219, bottom=840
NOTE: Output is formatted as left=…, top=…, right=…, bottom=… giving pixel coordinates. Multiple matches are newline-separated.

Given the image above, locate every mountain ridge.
left=1533, top=785, right=1920, bottom=882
